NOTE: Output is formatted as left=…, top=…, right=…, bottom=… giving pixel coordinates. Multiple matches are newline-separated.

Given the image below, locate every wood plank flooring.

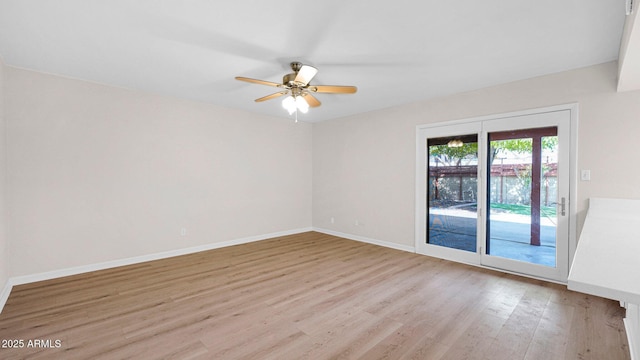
left=0, top=232, right=630, bottom=359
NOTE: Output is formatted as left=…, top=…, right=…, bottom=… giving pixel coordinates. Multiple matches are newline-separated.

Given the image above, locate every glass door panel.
left=428, top=134, right=478, bottom=252
left=417, top=107, right=572, bottom=282
left=486, top=127, right=558, bottom=267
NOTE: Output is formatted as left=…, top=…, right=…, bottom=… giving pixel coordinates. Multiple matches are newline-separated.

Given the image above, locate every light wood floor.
left=0, top=232, right=630, bottom=359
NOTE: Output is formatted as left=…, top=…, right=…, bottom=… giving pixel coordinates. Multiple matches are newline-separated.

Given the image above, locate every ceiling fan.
left=235, top=62, right=357, bottom=116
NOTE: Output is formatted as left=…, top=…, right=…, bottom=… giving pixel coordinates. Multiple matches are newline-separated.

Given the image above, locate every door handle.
left=560, top=197, right=566, bottom=216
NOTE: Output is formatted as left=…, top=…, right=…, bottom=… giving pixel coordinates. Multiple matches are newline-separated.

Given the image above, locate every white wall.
left=618, top=2, right=640, bottom=91
left=0, top=58, right=8, bottom=291
left=312, top=61, right=640, bottom=248
left=4, top=60, right=640, bottom=280
left=5, top=67, right=312, bottom=277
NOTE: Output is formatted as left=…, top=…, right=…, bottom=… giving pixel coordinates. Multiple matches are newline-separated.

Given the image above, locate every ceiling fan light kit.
left=282, top=94, right=309, bottom=115
left=235, top=62, right=357, bottom=120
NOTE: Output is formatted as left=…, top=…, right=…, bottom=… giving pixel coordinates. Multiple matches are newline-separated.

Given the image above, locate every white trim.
left=0, top=227, right=312, bottom=313
left=414, top=121, right=482, bottom=262
left=474, top=261, right=567, bottom=285
left=480, top=109, right=572, bottom=281
left=313, top=227, right=415, bottom=253
left=567, top=104, right=579, bottom=268
left=625, top=317, right=638, bottom=360
left=416, top=103, right=579, bottom=131
left=415, top=103, right=579, bottom=283
left=0, top=278, right=12, bottom=314
left=10, top=227, right=312, bottom=286
left=625, top=302, right=640, bottom=360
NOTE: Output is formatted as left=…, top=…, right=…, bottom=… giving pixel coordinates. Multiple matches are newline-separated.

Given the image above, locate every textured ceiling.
left=0, top=0, right=628, bottom=122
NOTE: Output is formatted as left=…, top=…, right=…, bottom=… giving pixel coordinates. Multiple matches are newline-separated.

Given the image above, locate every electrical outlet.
left=181, top=228, right=187, bottom=236
left=330, top=217, right=335, bottom=224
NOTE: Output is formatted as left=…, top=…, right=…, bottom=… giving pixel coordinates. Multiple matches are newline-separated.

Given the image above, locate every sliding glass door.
left=486, top=127, right=558, bottom=267
left=481, top=112, right=570, bottom=280
left=416, top=107, right=574, bottom=282
left=427, top=134, right=478, bottom=253
left=417, top=122, right=482, bottom=265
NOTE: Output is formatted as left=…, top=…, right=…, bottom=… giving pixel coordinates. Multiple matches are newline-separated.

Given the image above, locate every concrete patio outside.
left=428, top=209, right=556, bottom=267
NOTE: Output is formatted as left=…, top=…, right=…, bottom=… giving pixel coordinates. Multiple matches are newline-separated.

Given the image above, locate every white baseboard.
left=0, top=278, right=13, bottom=315
left=625, top=303, right=639, bottom=360
left=0, top=227, right=312, bottom=314
left=1, top=227, right=413, bottom=314
left=313, top=227, right=415, bottom=253
left=625, top=318, right=638, bottom=360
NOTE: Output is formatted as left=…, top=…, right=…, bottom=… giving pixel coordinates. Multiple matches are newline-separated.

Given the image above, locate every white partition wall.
left=568, top=198, right=640, bottom=360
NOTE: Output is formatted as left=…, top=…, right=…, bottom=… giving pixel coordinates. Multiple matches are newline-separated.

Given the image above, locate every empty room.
left=1, top=1, right=639, bottom=359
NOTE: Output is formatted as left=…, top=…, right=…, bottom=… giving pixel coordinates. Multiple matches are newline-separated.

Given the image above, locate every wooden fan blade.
left=293, top=65, right=318, bottom=86
left=235, top=76, right=283, bottom=88
left=308, top=85, right=357, bottom=94
left=255, top=91, right=289, bottom=102
left=302, top=93, right=321, bottom=107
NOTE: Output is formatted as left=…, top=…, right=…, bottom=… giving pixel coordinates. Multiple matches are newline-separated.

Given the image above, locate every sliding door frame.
left=415, top=103, right=578, bottom=282
left=415, top=122, right=483, bottom=265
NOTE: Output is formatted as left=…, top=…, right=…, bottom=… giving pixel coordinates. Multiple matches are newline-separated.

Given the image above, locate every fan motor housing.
left=283, top=73, right=299, bottom=87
